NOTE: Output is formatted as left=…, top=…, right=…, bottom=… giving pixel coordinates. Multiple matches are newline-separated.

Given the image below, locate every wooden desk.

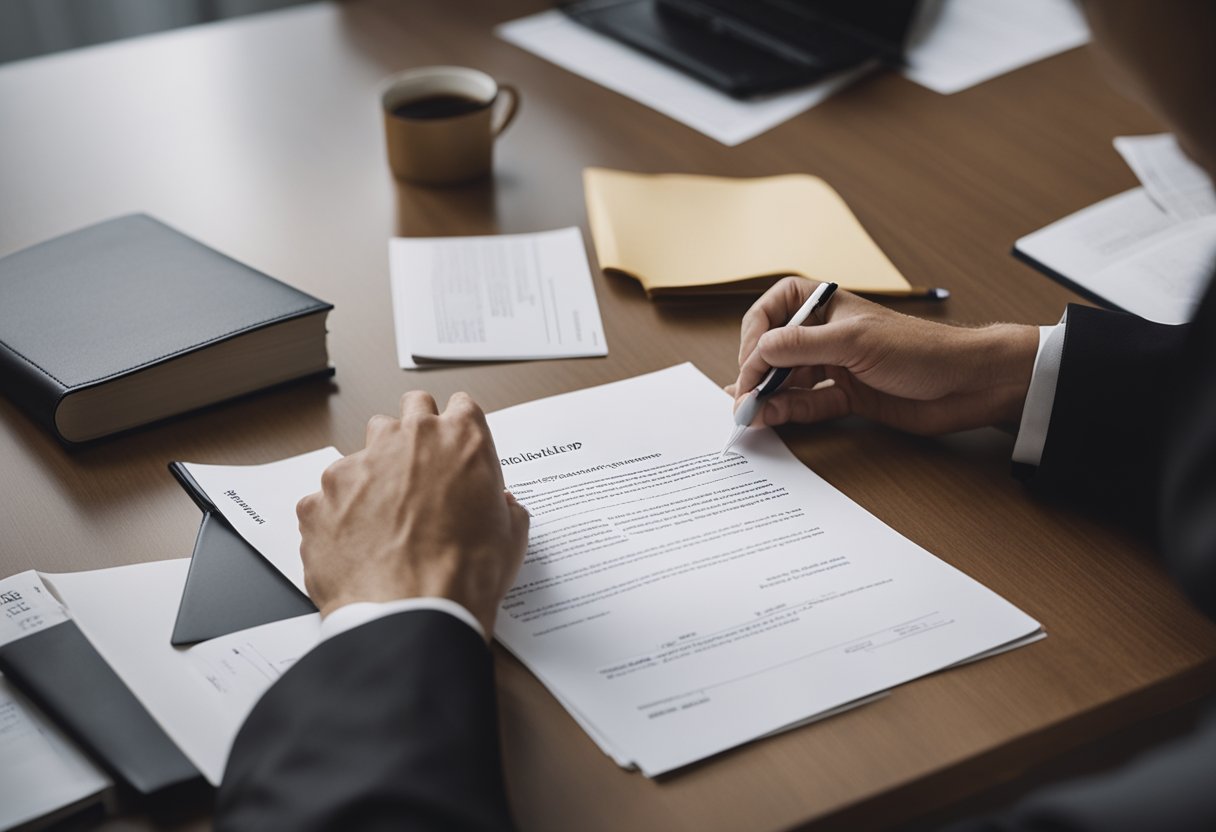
left=1, top=2, right=1213, bottom=829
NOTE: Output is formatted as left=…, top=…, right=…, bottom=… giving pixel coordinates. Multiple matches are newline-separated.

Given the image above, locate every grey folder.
left=169, top=463, right=316, bottom=646
left=0, top=622, right=203, bottom=795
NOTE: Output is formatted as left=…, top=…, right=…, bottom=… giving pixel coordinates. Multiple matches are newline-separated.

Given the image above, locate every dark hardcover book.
left=0, top=214, right=333, bottom=444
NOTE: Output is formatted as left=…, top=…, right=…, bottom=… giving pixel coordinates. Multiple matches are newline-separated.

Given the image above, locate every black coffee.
left=392, top=94, right=488, bottom=120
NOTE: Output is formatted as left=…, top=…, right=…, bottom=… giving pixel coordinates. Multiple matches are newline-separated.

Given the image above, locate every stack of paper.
left=389, top=227, right=608, bottom=370
left=1015, top=134, right=1216, bottom=324
left=584, top=168, right=915, bottom=297
left=107, top=364, right=1042, bottom=777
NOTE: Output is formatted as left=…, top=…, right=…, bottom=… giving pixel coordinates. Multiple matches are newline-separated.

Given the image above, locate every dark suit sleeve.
left=954, top=286, right=1216, bottom=831
left=215, top=609, right=515, bottom=832
left=942, top=707, right=1216, bottom=832
left=1018, top=303, right=1189, bottom=534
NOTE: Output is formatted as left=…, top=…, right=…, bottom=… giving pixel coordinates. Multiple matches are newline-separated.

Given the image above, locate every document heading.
left=500, top=443, right=583, bottom=466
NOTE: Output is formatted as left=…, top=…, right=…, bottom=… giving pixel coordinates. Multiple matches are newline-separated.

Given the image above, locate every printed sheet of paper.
left=485, top=364, right=1040, bottom=775
left=902, top=0, right=1088, bottom=94
left=181, top=447, right=342, bottom=593
left=1114, top=134, right=1216, bottom=221
left=1015, top=188, right=1216, bottom=324
left=390, top=227, right=607, bottom=368
left=496, top=11, right=867, bottom=147
left=0, top=572, right=111, bottom=829
left=172, top=365, right=1041, bottom=776
left=45, top=560, right=320, bottom=786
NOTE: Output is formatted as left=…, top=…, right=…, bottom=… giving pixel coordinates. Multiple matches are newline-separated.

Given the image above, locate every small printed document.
left=0, top=573, right=111, bottom=829
left=496, top=11, right=867, bottom=147
left=389, top=227, right=607, bottom=369
left=171, top=364, right=1042, bottom=776
left=1114, top=134, right=1216, bottom=221
left=1015, top=188, right=1216, bottom=324
left=902, top=0, right=1089, bottom=94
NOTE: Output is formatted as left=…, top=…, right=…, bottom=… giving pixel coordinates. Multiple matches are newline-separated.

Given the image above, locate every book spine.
left=0, top=337, right=70, bottom=442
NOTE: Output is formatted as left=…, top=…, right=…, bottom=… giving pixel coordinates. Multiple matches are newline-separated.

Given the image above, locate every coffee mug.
left=381, top=65, right=520, bottom=186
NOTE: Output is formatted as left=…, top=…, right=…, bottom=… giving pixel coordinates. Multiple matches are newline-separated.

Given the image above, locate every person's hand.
left=296, top=392, right=529, bottom=638
left=730, top=277, right=1040, bottom=435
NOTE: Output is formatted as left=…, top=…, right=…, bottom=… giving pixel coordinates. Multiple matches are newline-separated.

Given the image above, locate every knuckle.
left=367, top=413, right=395, bottom=435
left=319, top=462, right=342, bottom=491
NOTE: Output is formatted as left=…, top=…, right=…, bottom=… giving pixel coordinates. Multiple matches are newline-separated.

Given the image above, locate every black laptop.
left=561, top=0, right=921, bottom=99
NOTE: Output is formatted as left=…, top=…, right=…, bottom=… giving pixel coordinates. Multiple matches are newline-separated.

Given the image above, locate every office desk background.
left=1, top=2, right=1213, bottom=830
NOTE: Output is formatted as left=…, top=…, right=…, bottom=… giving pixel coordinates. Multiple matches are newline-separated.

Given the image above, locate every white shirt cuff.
left=1012, top=313, right=1068, bottom=467
left=319, top=598, right=485, bottom=642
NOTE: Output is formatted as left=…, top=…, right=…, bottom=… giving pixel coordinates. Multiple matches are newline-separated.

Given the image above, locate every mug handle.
left=492, top=83, right=520, bottom=136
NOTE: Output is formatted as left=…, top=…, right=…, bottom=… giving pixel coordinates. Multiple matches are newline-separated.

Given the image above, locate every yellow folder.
left=583, top=167, right=915, bottom=298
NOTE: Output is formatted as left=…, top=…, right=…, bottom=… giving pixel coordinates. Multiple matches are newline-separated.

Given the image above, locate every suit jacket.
left=949, top=278, right=1216, bottom=831
left=215, top=610, right=515, bottom=832
left=216, top=283, right=1216, bottom=832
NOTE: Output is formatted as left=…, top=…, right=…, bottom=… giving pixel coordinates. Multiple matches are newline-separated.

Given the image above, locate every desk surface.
left=2, top=2, right=1214, bottom=829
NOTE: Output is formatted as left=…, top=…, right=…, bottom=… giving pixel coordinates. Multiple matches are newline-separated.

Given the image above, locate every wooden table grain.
left=1, top=2, right=1213, bottom=830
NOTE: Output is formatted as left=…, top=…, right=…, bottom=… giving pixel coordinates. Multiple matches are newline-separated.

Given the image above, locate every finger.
left=444, top=391, right=488, bottom=427
left=760, top=385, right=852, bottom=427
left=365, top=413, right=397, bottom=445
left=747, top=321, right=858, bottom=381
left=296, top=492, right=320, bottom=524
left=738, top=277, right=816, bottom=367
left=400, top=390, right=439, bottom=419
left=724, top=369, right=822, bottom=403
left=505, top=496, right=531, bottom=553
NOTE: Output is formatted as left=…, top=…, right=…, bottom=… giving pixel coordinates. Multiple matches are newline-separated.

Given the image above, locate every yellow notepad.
left=584, top=168, right=915, bottom=298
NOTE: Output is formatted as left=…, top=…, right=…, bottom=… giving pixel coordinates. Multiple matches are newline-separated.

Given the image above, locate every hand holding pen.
left=726, top=277, right=1040, bottom=446
left=720, top=281, right=837, bottom=457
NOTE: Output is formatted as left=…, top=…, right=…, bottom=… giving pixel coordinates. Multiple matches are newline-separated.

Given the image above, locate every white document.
left=0, top=573, right=111, bottom=830
left=496, top=11, right=867, bottom=147
left=902, top=0, right=1088, bottom=94
left=44, top=559, right=320, bottom=786
left=390, top=227, right=608, bottom=368
left=486, top=364, right=1040, bottom=775
left=1114, top=134, right=1216, bottom=221
left=1016, top=188, right=1216, bottom=324
left=172, top=365, right=1042, bottom=776
left=181, top=447, right=342, bottom=593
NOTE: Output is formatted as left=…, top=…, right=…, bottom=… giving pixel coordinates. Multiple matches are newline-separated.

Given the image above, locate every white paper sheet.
left=1016, top=188, right=1216, bottom=324
left=390, top=227, right=607, bottom=367
left=182, top=447, right=342, bottom=593
left=44, top=560, right=320, bottom=787
left=496, top=10, right=867, bottom=147
left=902, top=0, right=1088, bottom=94
left=172, top=365, right=1041, bottom=776
left=484, top=364, right=1040, bottom=775
left=0, top=572, right=110, bottom=829
left=1114, top=134, right=1216, bottom=221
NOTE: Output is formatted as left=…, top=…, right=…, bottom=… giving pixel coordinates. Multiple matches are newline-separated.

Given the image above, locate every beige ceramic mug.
left=381, top=65, right=519, bottom=186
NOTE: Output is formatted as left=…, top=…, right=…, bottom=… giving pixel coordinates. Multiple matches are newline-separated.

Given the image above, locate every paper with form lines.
left=389, top=227, right=607, bottom=369
left=487, top=363, right=1041, bottom=775
left=160, top=364, right=1042, bottom=776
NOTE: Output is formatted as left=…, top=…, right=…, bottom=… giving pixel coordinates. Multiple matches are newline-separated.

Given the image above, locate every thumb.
left=504, top=492, right=531, bottom=546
